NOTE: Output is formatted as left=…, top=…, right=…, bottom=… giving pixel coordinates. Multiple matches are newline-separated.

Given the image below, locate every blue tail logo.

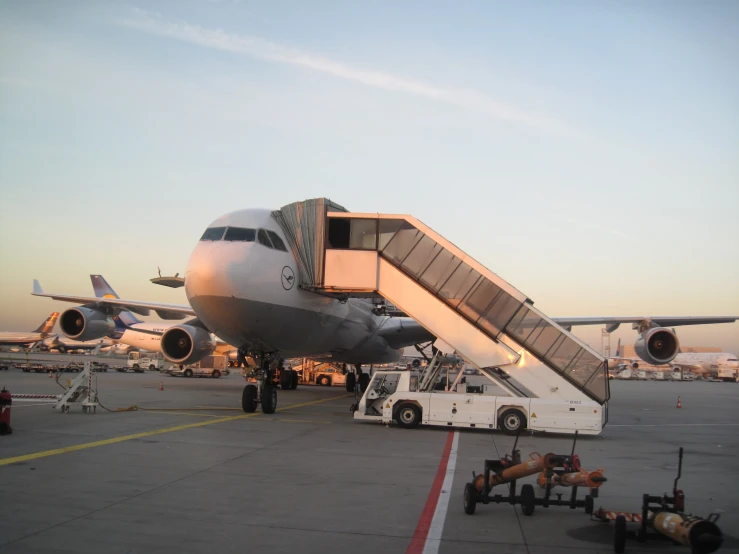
left=90, top=274, right=142, bottom=327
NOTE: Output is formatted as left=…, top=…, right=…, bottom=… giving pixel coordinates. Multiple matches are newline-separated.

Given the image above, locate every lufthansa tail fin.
left=34, top=312, right=59, bottom=335
left=90, top=274, right=142, bottom=325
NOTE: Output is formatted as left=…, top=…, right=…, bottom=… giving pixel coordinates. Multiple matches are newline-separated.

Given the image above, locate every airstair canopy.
left=271, top=198, right=347, bottom=287
left=272, top=200, right=609, bottom=406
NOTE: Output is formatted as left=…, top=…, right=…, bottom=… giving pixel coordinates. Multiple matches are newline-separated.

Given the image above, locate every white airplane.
left=609, top=339, right=739, bottom=378
left=0, top=312, right=59, bottom=348
left=32, top=202, right=739, bottom=414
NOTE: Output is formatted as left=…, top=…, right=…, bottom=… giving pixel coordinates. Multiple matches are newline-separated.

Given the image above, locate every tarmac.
left=1, top=364, right=738, bottom=554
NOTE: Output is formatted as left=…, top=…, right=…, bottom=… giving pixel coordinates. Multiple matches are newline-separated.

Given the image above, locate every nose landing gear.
left=241, top=353, right=278, bottom=414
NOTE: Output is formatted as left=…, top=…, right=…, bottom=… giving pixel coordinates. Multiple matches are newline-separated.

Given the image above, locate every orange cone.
left=676, top=396, right=682, bottom=409
left=159, top=381, right=164, bottom=391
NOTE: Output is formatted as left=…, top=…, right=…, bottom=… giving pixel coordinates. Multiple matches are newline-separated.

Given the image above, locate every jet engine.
left=634, top=327, right=680, bottom=366
left=161, top=325, right=216, bottom=365
left=60, top=307, right=115, bottom=341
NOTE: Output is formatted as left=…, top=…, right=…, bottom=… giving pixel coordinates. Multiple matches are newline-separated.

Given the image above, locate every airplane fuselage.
left=184, top=209, right=403, bottom=364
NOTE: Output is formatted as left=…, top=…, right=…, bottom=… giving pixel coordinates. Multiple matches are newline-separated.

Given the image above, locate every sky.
left=1, top=0, right=738, bottom=354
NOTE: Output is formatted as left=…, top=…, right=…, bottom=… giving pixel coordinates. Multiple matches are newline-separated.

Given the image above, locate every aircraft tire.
left=261, top=385, right=277, bottom=414
left=280, top=370, right=292, bottom=389
left=358, top=373, right=370, bottom=393
left=242, top=384, right=257, bottom=413
left=290, top=370, right=299, bottom=390
left=345, top=373, right=356, bottom=392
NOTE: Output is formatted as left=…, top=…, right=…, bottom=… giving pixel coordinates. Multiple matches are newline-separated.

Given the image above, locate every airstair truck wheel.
left=463, top=482, right=477, bottom=515
left=520, top=484, right=536, bottom=516
left=499, top=408, right=526, bottom=436
left=261, top=385, right=277, bottom=414
left=242, top=384, right=258, bottom=413
left=614, top=515, right=627, bottom=553
left=396, top=403, right=421, bottom=429
left=345, top=373, right=356, bottom=392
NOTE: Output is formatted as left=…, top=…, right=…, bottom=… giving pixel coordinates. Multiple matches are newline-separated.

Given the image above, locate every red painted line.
left=406, top=431, right=455, bottom=554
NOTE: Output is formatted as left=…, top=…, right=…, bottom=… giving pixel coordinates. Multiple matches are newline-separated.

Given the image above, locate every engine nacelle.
left=161, top=325, right=216, bottom=365
left=634, top=327, right=680, bottom=366
left=60, top=307, right=115, bottom=341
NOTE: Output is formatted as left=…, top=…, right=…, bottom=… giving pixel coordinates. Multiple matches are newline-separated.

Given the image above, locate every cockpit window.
left=266, top=231, right=288, bottom=252
left=257, top=229, right=274, bottom=248
left=201, top=227, right=226, bottom=241
left=224, top=227, right=256, bottom=242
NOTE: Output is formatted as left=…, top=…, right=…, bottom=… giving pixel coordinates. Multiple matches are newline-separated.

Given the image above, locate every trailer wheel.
left=212, top=370, right=221, bottom=378
left=520, top=484, right=536, bottom=516
left=184, top=369, right=193, bottom=378
left=345, top=373, right=356, bottom=392
left=261, top=385, right=277, bottom=414
left=133, top=364, right=140, bottom=371
left=242, top=384, right=257, bottom=413
left=396, top=403, right=421, bottom=429
left=499, top=408, right=526, bottom=435
left=318, top=375, right=331, bottom=386
left=585, top=494, right=594, bottom=514
left=463, top=482, right=477, bottom=515
left=149, top=364, right=156, bottom=371
left=614, top=515, right=627, bottom=553
left=290, top=370, right=299, bottom=390
left=358, top=372, right=370, bottom=393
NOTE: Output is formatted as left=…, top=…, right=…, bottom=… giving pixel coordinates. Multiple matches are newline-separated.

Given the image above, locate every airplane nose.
left=185, top=243, right=223, bottom=302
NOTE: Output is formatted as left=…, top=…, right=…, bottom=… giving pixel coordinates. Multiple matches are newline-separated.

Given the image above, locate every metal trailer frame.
left=463, top=432, right=598, bottom=517
left=592, top=448, right=724, bottom=554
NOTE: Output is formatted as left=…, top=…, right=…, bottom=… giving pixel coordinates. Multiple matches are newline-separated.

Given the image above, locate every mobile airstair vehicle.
left=272, top=199, right=610, bottom=434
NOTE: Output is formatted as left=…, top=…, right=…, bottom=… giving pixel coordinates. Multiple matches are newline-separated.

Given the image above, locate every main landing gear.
left=345, top=364, right=370, bottom=393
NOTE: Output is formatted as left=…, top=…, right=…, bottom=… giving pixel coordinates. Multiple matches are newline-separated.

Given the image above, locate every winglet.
left=33, top=279, right=44, bottom=295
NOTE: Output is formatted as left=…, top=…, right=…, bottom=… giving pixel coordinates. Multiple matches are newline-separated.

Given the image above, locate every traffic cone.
left=159, top=381, right=164, bottom=391
left=676, top=396, right=682, bottom=409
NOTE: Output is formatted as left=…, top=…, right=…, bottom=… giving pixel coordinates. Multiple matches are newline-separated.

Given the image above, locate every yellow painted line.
left=145, top=411, right=222, bottom=418
left=0, top=394, right=351, bottom=467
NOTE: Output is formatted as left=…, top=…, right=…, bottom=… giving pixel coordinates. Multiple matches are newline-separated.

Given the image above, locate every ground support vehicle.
left=592, top=448, right=723, bottom=553
left=717, top=368, right=738, bottom=382
left=351, top=350, right=605, bottom=435
left=18, top=363, right=50, bottom=373
left=166, top=355, right=228, bottom=378
left=463, top=432, right=604, bottom=517
left=127, top=351, right=165, bottom=372
left=314, top=365, right=346, bottom=387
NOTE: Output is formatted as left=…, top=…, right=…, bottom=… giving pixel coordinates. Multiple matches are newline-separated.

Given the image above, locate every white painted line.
left=422, top=431, right=459, bottom=554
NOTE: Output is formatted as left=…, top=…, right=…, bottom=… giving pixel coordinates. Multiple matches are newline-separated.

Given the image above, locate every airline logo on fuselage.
left=281, top=266, right=295, bottom=290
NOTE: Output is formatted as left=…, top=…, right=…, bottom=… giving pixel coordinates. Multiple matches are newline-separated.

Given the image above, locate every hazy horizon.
left=1, top=1, right=737, bottom=354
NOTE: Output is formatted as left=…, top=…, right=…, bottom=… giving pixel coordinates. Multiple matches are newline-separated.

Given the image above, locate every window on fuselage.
left=266, top=230, right=288, bottom=252
left=224, top=227, right=256, bottom=242
left=257, top=229, right=274, bottom=248
left=200, top=227, right=226, bottom=241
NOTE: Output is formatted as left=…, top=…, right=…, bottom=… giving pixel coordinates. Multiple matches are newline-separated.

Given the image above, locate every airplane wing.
left=32, top=280, right=195, bottom=319
left=377, top=318, right=435, bottom=349
left=553, top=316, right=738, bottom=331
